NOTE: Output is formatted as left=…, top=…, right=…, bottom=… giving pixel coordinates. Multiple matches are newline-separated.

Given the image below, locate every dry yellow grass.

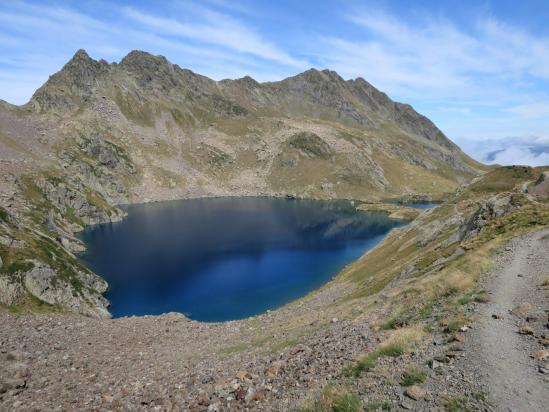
left=381, top=325, right=425, bottom=350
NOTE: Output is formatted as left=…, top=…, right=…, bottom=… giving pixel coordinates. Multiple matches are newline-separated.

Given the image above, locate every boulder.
left=405, top=385, right=427, bottom=400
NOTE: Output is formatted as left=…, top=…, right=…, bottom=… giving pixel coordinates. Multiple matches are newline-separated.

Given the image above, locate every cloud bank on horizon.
left=0, top=0, right=548, bottom=166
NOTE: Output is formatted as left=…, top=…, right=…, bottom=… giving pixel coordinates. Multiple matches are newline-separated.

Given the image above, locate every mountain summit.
left=21, top=49, right=482, bottom=201
left=30, top=50, right=457, bottom=154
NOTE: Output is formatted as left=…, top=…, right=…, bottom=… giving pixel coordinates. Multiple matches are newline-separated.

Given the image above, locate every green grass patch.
left=0, top=207, right=9, bottom=222
left=382, top=313, right=403, bottom=330
left=445, top=397, right=475, bottom=412
left=65, top=207, right=84, bottom=226
left=220, top=343, right=249, bottom=355
left=366, top=401, right=392, bottom=411
left=113, top=88, right=155, bottom=127
left=400, top=368, right=427, bottom=386
left=377, top=342, right=405, bottom=357
left=342, top=352, right=378, bottom=377
left=20, top=175, right=45, bottom=203
left=466, top=166, right=535, bottom=196
left=382, top=298, right=438, bottom=331
left=457, top=289, right=488, bottom=305
left=2, top=260, right=34, bottom=274
left=299, top=385, right=362, bottom=412
left=0, top=293, right=65, bottom=314
left=342, top=342, right=405, bottom=378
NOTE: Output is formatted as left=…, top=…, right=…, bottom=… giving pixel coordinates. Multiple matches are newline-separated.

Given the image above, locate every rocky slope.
left=1, top=166, right=547, bottom=411
left=0, top=49, right=486, bottom=316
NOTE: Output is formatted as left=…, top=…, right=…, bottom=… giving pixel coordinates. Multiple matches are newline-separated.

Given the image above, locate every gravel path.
left=464, top=229, right=549, bottom=411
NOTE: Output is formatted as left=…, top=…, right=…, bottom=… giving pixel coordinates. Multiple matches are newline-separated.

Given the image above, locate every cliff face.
left=0, top=49, right=487, bottom=316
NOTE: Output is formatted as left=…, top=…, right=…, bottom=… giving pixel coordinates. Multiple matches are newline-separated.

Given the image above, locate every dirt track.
left=462, top=229, right=549, bottom=411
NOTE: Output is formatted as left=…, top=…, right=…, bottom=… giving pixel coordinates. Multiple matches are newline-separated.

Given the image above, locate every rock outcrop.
left=459, top=193, right=520, bottom=241
left=23, top=261, right=110, bottom=319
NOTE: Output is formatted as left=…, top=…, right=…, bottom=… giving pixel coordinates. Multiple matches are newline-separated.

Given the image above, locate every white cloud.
left=311, top=10, right=549, bottom=104
left=507, top=102, right=549, bottom=118
left=455, top=135, right=549, bottom=166
left=490, top=146, right=549, bottom=166
left=121, top=7, right=306, bottom=68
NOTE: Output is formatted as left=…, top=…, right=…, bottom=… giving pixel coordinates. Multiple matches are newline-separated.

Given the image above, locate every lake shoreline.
left=78, top=197, right=408, bottom=322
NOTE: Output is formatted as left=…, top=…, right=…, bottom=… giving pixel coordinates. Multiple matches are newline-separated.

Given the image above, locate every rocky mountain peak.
left=60, top=49, right=109, bottom=79
left=235, top=75, right=260, bottom=86
left=289, top=68, right=344, bottom=84
left=68, top=49, right=93, bottom=65
left=320, top=69, right=345, bottom=82
left=118, top=50, right=179, bottom=90
left=27, top=49, right=109, bottom=113
left=120, top=50, right=170, bottom=69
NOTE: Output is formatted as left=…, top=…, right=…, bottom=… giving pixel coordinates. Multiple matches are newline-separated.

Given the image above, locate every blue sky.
left=1, top=0, right=548, bottom=165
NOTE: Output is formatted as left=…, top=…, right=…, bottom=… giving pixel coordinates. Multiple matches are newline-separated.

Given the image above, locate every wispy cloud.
left=308, top=10, right=549, bottom=106
left=122, top=7, right=306, bottom=67
left=507, top=102, right=549, bottom=118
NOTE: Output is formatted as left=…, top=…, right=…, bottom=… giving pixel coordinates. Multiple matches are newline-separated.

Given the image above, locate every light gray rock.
left=23, top=261, right=110, bottom=319
left=0, top=274, right=23, bottom=306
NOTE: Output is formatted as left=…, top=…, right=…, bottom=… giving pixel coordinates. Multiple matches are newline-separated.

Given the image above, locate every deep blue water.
left=78, top=197, right=404, bottom=322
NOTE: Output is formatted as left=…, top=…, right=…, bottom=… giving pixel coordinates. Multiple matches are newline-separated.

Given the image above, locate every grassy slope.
left=299, top=166, right=549, bottom=410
